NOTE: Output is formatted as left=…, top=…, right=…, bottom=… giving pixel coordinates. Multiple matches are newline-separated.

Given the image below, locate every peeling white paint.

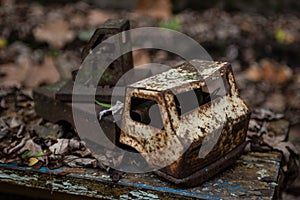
left=0, top=171, right=38, bottom=181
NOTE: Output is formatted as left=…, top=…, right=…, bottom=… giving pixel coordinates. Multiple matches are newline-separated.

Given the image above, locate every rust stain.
left=120, top=60, right=250, bottom=186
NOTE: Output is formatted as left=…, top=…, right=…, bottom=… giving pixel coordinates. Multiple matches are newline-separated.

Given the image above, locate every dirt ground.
left=0, top=0, right=299, bottom=199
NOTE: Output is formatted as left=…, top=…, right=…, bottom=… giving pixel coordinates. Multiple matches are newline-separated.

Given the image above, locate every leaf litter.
left=0, top=87, right=113, bottom=171
left=0, top=0, right=299, bottom=189
left=247, top=108, right=299, bottom=186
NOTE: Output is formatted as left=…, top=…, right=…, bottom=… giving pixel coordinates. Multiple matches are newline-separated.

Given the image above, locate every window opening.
left=130, top=97, right=164, bottom=130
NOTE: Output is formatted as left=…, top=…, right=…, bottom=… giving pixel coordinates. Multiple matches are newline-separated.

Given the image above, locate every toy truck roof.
left=128, top=60, right=230, bottom=93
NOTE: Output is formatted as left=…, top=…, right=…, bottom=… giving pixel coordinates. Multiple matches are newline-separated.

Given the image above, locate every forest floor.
left=0, top=0, right=299, bottom=199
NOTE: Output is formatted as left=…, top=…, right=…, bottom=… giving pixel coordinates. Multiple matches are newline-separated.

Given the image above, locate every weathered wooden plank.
left=0, top=151, right=283, bottom=199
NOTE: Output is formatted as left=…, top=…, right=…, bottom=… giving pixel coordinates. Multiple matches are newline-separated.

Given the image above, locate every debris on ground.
left=0, top=0, right=299, bottom=198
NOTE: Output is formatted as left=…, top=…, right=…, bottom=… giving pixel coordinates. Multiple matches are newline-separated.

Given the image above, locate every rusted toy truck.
left=119, top=60, right=250, bottom=186
left=34, top=19, right=250, bottom=187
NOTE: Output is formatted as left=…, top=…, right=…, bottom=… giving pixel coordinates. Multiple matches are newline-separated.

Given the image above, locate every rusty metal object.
left=55, top=80, right=125, bottom=103
left=154, top=142, right=247, bottom=187
left=55, top=67, right=153, bottom=103
left=56, top=19, right=133, bottom=103
left=34, top=18, right=251, bottom=187
left=120, top=60, right=250, bottom=186
left=33, top=81, right=118, bottom=148
left=80, top=19, right=133, bottom=86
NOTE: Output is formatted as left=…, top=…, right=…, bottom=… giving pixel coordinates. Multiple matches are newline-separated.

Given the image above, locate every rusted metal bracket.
left=56, top=19, right=133, bottom=103
left=34, top=19, right=135, bottom=147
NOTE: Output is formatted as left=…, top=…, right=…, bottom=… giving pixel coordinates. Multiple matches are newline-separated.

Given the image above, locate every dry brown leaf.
left=133, top=50, right=151, bottom=67
left=0, top=55, right=60, bottom=88
left=49, top=139, right=85, bottom=158
left=262, top=134, right=299, bottom=163
left=251, top=109, right=284, bottom=121
left=49, top=139, right=70, bottom=156
left=4, top=134, right=30, bottom=155
left=264, top=92, right=286, bottom=112
left=70, top=13, right=86, bottom=28
left=33, top=19, right=75, bottom=49
left=0, top=63, right=24, bottom=88
left=260, top=59, right=292, bottom=84
left=63, top=155, right=97, bottom=168
left=245, top=63, right=261, bottom=82
left=24, top=56, right=60, bottom=88
left=87, top=9, right=111, bottom=27
left=135, top=0, right=172, bottom=20
left=0, top=55, right=31, bottom=87
left=246, top=59, right=292, bottom=84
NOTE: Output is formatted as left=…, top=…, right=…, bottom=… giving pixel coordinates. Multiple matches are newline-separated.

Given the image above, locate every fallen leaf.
left=17, top=138, right=44, bottom=162
left=0, top=37, right=7, bottom=49
left=133, top=50, right=151, bottom=67
left=135, top=0, right=172, bottom=20
left=21, top=150, right=32, bottom=159
left=87, top=9, right=111, bottom=27
left=73, top=148, right=91, bottom=157
left=275, top=29, right=295, bottom=44
left=251, top=108, right=284, bottom=121
left=245, top=62, right=266, bottom=82
left=264, top=92, right=286, bottom=113
left=245, top=59, right=292, bottom=84
left=263, top=134, right=299, bottom=163
left=70, top=13, right=86, bottom=28
left=49, top=138, right=85, bottom=158
left=0, top=119, right=9, bottom=140
left=92, top=149, right=124, bottom=169
left=30, top=123, right=61, bottom=139
left=33, top=19, right=75, bottom=49
left=28, top=157, right=39, bottom=166
left=24, top=56, right=60, bottom=88
left=0, top=55, right=60, bottom=88
left=32, top=151, right=44, bottom=157
left=5, top=134, right=30, bottom=155
left=63, top=155, right=97, bottom=168
left=49, top=139, right=69, bottom=156
left=159, top=17, right=181, bottom=30
left=9, top=117, right=22, bottom=129
left=0, top=61, right=29, bottom=88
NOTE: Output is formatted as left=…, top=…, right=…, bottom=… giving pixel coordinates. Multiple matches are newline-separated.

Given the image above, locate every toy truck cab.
left=120, top=60, right=250, bottom=186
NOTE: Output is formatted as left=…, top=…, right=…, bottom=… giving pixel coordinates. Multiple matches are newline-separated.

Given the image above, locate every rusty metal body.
left=120, top=60, right=250, bottom=186
left=56, top=19, right=133, bottom=103
left=80, top=19, right=133, bottom=86
left=34, top=19, right=250, bottom=187
left=34, top=19, right=134, bottom=149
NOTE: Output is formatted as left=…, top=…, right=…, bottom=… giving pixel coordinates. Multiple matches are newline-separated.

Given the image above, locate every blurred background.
left=0, top=0, right=299, bottom=199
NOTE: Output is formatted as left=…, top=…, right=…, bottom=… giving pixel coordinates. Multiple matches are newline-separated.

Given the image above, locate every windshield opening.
left=174, top=76, right=229, bottom=116
left=130, top=97, right=164, bottom=130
